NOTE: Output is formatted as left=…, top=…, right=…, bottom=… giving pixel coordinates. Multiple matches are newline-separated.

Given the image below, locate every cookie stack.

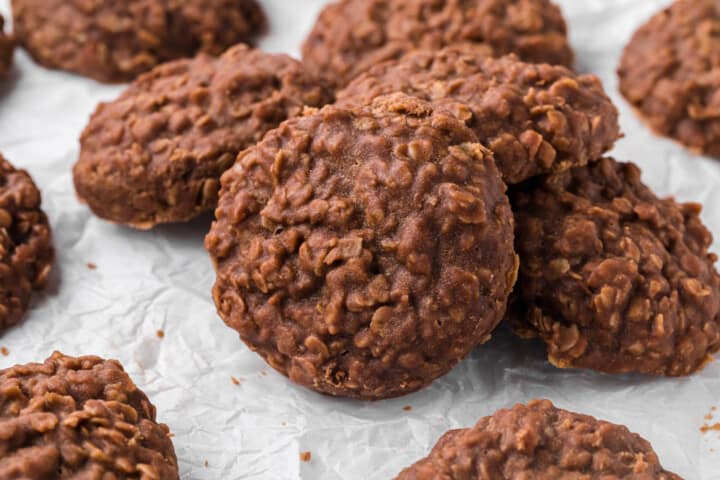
left=1, top=0, right=718, bottom=478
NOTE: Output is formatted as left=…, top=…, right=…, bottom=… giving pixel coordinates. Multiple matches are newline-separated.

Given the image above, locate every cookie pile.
left=1, top=0, right=718, bottom=477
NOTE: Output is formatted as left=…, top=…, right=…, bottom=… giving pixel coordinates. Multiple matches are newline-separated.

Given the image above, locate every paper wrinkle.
left=0, top=0, right=719, bottom=478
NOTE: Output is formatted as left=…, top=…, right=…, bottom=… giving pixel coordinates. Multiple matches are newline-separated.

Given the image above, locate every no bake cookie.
left=0, top=352, right=179, bottom=479
left=302, top=0, right=574, bottom=88
left=396, top=399, right=682, bottom=479
left=0, top=155, right=53, bottom=333
left=0, top=14, right=13, bottom=79
left=511, top=157, right=720, bottom=376
left=618, top=0, right=720, bottom=157
left=338, top=47, right=619, bottom=184
left=11, top=0, right=266, bottom=82
left=206, top=94, right=518, bottom=400
left=74, top=45, right=333, bottom=229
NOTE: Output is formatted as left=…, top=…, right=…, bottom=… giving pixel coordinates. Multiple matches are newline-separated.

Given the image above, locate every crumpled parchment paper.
left=0, top=0, right=719, bottom=478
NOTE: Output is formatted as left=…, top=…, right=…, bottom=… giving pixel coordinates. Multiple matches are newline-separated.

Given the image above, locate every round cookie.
left=0, top=352, right=179, bottom=479
left=618, top=0, right=720, bottom=157
left=0, top=14, right=14, bottom=79
left=338, top=47, right=620, bottom=184
left=74, top=45, right=333, bottom=229
left=396, top=399, right=682, bottom=479
left=0, top=155, right=54, bottom=333
left=302, top=0, right=574, bottom=88
left=206, top=93, right=518, bottom=400
left=510, top=157, right=720, bottom=376
left=11, top=0, right=266, bottom=83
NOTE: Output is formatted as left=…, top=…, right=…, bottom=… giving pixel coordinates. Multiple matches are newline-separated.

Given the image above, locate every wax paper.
left=0, top=0, right=719, bottom=478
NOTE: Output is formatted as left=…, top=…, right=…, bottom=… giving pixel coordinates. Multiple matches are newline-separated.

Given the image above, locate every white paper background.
left=0, top=0, right=719, bottom=478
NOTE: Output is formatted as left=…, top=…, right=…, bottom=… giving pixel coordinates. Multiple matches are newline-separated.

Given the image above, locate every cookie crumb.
left=701, top=406, right=720, bottom=433
left=281, top=421, right=287, bottom=426
left=701, top=422, right=720, bottom=433
left=300, top=451, right=312, bottom=462
left=231, top=376, right=241, bottom=386
left=86, top=262, right=97, bottom=270
left=0, top=347, right=8, bottom=356
left=701, top=423, right=720, bottom=433
left=259, top=370, right=267, bottom=376
left=204, top=460, right=209, bottom=468
left=156, top=329, right=165, bottom=339
left=403, top=405, right=412, bottom=411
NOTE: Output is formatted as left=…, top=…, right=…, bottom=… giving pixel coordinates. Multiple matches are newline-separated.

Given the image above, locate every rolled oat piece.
left=74, top=45, right=333, bottom=229
left=618, top=0, right=720, bottom=157
left=206, top=93, right=518, bottom=400
left=0, top=352, right=179, bottom=479
left=396, top=399, right=682, bottom=479
left=338, top=47, right=620, bottom=184
left=0, top=154, right=53, bottom=333
left=511, top=157, right=720, bottom=376
left=302, top=0, right=574, bottom=88
left=11, top=0, right=266, bottom=82
left=0, top=14, right=14, bottom=80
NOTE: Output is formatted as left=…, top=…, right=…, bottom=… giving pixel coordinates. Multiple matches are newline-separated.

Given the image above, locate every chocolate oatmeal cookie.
left=0, top=155, right=53, bottom=333
left=396, top=399, right=682, bottom=479
left=74, top=45, right=333, bottom=229
left=206, top=94, right=518, bottom=400
left=511, top=157, right=720, bottom=376
left=338, top=47, right=620, bottom=184
left=0, top=15, right=13, bottom=80
left=11, top=0, right=266, bottom=82
left=618, top=0, right=720, bottom=157
left=0, top=352, right=179, bottom=479
left=302, top=0, right=574, bottom=88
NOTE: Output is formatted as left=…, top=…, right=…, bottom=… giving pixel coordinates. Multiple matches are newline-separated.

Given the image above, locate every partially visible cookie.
left=338, top=47, right=620, bottom=184
left=0, top=352, right=179, bottom=479
left=618, top=0, right=720, bottom=157
left=510, top=157, right=720, bottom=376
left=0, top=14, right=13, bottom=79
left=74, top=45, right=333, bottom=229
left=0, top=155, right=53, bottom=333
left=396, top=399, right=682, bottom=479
left=302, top=0, right=574, bottom=88
left=206, top=93, right=518, bottom=400
left=11, top=0, right=266, bottom=82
